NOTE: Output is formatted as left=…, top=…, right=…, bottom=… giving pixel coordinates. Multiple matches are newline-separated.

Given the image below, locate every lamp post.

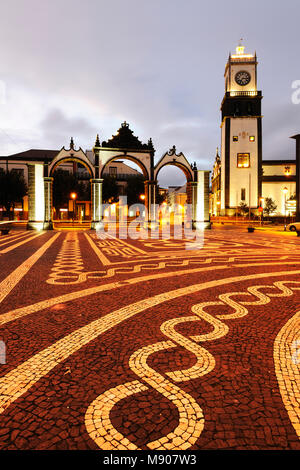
left=282, top=187, right=288, bottom=231
left=259, top=197, right=265, bottom=226
left=70, top=192, right=77, bottom=224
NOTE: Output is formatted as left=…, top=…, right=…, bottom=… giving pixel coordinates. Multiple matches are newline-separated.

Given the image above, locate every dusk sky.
left=0, top=0, right=299, bottom=185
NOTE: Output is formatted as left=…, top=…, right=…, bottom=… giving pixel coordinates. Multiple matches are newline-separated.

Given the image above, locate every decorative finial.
left=70, top=137, right=74, bottom=149
left=122, top=121, right=129, bottom=128
left=95, top=134, right=100, bottom=147
left=148, top=138, right=154, bottom=150
left=168, top=145, right=176, bottom=156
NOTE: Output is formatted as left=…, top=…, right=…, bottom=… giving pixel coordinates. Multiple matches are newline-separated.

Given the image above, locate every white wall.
left=262, top=182, right=296, bottom=215
left=263, top=164, right=296, bottom=176
left=229, top=118, right=258, bottom=208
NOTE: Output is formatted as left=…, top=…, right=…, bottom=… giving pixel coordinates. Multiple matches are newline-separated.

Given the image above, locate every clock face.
left=235, top=70, right=251, bottom=86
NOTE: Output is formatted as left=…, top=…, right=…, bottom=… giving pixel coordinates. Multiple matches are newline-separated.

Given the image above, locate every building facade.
left=211, top=43, right=300, bottom=220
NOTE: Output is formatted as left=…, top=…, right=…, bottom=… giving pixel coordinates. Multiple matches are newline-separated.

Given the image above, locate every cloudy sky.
left=0, top=0, right=299, bottom=185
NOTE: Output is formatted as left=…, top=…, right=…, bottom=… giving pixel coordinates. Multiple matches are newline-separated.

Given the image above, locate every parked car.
left=286, top=222, right=300, bottom=231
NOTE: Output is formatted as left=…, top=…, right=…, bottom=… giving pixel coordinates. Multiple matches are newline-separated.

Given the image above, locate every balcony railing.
left=229, top=91, right=258, bottom=97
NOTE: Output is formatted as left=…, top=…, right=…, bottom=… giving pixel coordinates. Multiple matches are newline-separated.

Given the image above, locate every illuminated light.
left=14, top=208, right=22, bottom=212
left=70, top=192, right=77, bottom=200
left=139, top=194, right=145, bottom=201
left=111, top=203, right=116, bottom=215
left=230, top=91, right=257, bottom=96
left=59, top=208, right=68, bottom=212
left=282, top=187, right=288, bottom=195
left=284, top=166, right=291, bottom=176
left=249, top=136, right=255, bottom=142
left=35, top=164, right=45, bottom=222
left=231, top=54, right=254, bottom=59
left=34, top=222, right=44, bottom=231
left=236, top=45, right=245, bottom=55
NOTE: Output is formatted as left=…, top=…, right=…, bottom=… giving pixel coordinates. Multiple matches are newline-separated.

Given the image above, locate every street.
left=0, top=226, right=299, bottom=450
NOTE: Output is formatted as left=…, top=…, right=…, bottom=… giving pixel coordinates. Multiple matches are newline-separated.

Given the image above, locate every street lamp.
left=139, top=194, right=145, bottom=201
left=259, top=197, right=265, bottom=226
left=282, top=187, right=288, bottom=231
left=70, top=192, right=77, bottom=223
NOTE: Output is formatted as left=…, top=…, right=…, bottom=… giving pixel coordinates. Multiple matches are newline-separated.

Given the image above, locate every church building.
left=211, top=43, right=300, bottom=221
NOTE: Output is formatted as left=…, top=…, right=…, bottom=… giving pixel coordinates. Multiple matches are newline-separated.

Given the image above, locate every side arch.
left=154, top=161, right=194, bottom=183
left=49, top=155, right=94, bottom=178
left=154, top=148, right=195, bottom=183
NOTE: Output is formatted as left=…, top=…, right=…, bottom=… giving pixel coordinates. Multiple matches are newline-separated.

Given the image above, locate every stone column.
left=91, top=178, right=103, bottom=230
left=44, top=177, right=53, bottom=230
left=27, top=163, right=45, bottom=230
left=144, top=180, right=157, bottom=227
left=192, top=170, right=211, bottom=229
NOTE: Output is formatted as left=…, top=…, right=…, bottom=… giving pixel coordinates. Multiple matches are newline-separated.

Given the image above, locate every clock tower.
left=220, top=43, right=262, bottom=215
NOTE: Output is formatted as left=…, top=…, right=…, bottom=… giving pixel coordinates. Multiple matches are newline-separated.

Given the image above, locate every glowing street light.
left=70, top=192, right=77, bottom=223
left=139, top=194, right=145, bottom=201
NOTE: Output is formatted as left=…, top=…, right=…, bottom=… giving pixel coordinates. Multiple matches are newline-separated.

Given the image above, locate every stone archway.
left=26, top=124, right=211, bottom=231
left=154, top=146, right=210, bottom=229
left=27, top=141, right=97, bottom=230
left=92, top=122, right=154, bottom=228
left=49, top=146, right=96, bottom=228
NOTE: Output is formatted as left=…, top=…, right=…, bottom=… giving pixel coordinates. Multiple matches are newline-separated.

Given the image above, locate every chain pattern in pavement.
left=84, top=280, right=300, bottom=450
left=47, top=232, right=84, bottom=285
left=45, top=252, right=300, bottom=285
left=274, top=310, right=300, bottom=439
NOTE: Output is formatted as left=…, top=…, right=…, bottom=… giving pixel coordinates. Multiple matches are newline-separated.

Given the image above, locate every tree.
left=0, top=170, right=27, bottom=219
left=264, top=197, right=277, bottom=216
left=125, top=174, right=146, bottom=206
left=102, top=176, right=119, bottom=203
left=52, top=169, right=89, bottom=214
left=239, top=202, right=249, bottom=216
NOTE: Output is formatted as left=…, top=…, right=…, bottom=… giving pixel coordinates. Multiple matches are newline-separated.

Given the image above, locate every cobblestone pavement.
left=0, top=227, right=299, bottom=450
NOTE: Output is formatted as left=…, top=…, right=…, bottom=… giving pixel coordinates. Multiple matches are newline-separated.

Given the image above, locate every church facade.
left=210, top=44, right=300, bottom=221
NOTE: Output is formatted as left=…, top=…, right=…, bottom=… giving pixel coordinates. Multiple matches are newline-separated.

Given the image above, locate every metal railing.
left=229, top=91, right=258, bottom=97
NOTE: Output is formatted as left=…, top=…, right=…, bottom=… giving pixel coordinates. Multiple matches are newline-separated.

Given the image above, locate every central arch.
left=100, top=154, right=150, bottom=180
